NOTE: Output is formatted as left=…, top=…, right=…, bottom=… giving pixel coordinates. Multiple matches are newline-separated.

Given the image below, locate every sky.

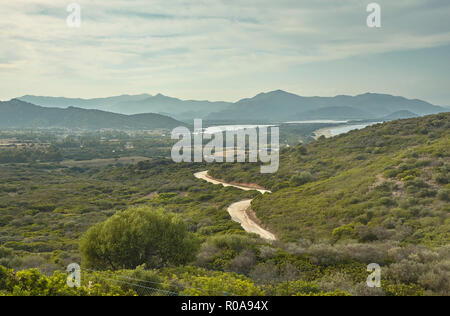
left=1, top=0, right=450, bottom=105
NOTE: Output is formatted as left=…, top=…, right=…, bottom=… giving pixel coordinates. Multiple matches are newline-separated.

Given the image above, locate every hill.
left=206, top=90, right=445, bottom=121
left=377, top=110, right=419, bottom=121
left=19, top=94, right=231, bottom=120
left=19, top=94, right=151, bottom=110
left=209, top=113, right=450, bottom=244
left=110, top=94, right=231, bottom=119
left=0, top=99, right=184, bottom=130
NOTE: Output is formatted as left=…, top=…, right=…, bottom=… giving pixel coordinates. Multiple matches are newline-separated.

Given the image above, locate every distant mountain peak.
left=241, top=90, right=302, bottom=103
left=265, top=89, right=297, bottom=96
left=268, top=89, right=289, bottom=94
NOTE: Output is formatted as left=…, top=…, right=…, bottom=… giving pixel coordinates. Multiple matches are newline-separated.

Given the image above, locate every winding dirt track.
left=194, top=171, right=276, bottom=241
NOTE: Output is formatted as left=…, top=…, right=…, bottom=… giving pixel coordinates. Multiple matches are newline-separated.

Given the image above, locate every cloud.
left=0, top=0, right=449, bottom=102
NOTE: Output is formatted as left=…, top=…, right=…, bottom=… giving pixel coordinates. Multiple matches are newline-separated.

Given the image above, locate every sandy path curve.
left=194, top=171, right=271, bottom=194
left=194, top=171, right=276, bottom=241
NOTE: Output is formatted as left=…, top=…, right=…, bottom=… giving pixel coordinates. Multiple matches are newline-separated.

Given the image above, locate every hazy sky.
left=1, top=0, right=450, bottom=105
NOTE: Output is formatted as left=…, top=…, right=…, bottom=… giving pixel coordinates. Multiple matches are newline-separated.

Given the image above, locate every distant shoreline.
left=313, top=121, right=382, bottom=139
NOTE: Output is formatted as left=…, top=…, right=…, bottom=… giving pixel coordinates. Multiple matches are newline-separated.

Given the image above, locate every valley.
left=0, top=112, right=448, bottom=296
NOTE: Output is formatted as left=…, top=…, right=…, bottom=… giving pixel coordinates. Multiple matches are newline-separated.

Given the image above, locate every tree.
left=79, top=207, right=200, bottom=270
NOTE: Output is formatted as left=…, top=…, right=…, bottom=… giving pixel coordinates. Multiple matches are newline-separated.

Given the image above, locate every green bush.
left=290, top=172, right=315, bottom=186
left=332, top=224, right=356, bottom=240
left=437, top=190, right=449, bottom=202
left=178, top=272, right=264, bottom=296
left=79, top=207, right=200, bottom=270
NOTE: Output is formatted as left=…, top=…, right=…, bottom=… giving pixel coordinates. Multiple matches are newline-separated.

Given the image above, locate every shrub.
left=437, top=190, right=449, bottom=202
left=317, top=272, right=355, bottom=295
left=178, top=272, right=264, bottom=296
left=308, top=244, right=344, bottom=265
left=249, top=263, right=280, bottom=283
left=357, top=226, right=379, bottom=242
left=290, top=172, right=314, bottom=186
left=0, top=265, right=12, bottom=290
left=417, top=261, right=450, bottom=295
left=229, top=250, right=256, bottom=275
left=208, top=235, right=257, bottom=254
left=19, top=255, right=47, bottom=270
left=79, top=207, right=200, bottom=270
left=111, top=266, right=163, bottom=295
left=196, top=244, right=221, bottom=267
left=274, top=280, right=322, bottom=296
left=337, top=242, right=390, bottom=264
left=383, top=283, right=425, bottom=296
left=435, top=173, right=448, bottom=185
left=258, top=246, right=277, bottom=260
left=332, top=224, right=355, bottom=240
left=0, top=247, right=17, bottom=269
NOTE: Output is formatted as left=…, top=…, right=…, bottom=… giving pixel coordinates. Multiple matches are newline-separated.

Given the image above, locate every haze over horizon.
left=1, top=1, right=450, bottom=105
left=12, top=90, right=450, bottom=107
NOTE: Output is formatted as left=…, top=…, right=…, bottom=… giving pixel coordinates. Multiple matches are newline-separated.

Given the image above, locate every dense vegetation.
left=210, top=113, right=449, bottom=244
left=0, top=122, right=336, bottom=165
left=0, top=113, right=448, bottom=296
left=0, top=130, right=175, bottom=163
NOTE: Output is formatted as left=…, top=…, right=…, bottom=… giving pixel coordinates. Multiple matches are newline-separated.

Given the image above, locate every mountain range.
left=18, top=90, right=447, bottom=122
left=19, top=94, right=230, bottom=121
left=205, top=90, right=446, bottom=121
left=0, top=99, right=184, bottom=130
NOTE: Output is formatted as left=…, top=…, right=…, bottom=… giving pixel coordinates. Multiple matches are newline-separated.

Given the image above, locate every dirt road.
left=194, top=171, right=276, bottom=241
left=194, top=171, right=271, bottom=194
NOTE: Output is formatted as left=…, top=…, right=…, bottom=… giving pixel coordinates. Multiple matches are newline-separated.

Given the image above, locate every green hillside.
left=210, top=113, right=450, bottom=245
